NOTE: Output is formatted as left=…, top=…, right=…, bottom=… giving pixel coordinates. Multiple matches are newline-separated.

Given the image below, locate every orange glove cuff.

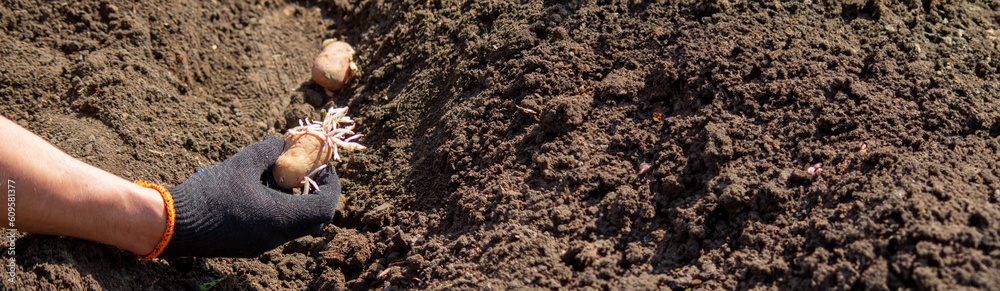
left=134, top=181, right=175, bottom=260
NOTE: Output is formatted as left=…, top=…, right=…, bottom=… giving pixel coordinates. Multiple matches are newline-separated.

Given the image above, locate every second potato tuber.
left=311, top=39, right=357, bottom=95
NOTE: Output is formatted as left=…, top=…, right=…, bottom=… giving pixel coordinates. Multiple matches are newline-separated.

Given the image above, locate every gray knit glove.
left=160, top=135, right=339, bottom=258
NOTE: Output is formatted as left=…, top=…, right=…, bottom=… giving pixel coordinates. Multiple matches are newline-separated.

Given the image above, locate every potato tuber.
left=311, top=39, right=357, bottom=95
left=273, top=107, right=365, bottom=193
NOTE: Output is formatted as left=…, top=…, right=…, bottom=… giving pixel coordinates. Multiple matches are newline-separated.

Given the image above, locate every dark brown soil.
left=3, top=0, right=1000, bottom=290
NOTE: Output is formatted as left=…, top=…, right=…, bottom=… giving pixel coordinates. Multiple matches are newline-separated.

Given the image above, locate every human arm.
left=0, top=115, right=166, bottom=255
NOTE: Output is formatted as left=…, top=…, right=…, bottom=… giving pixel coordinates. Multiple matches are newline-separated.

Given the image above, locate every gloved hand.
left=143, top=135, right=340, bottom=258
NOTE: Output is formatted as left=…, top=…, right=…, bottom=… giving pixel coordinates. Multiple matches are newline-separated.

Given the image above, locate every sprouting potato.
left=311, top=39, right=357, bottom=95
left=273, top=107, right=365, bottom=193
left=273, top=131, right=332, bottom=189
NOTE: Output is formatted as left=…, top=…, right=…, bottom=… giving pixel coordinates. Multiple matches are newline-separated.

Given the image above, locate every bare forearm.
left=0, top=115, right=166, bottom=255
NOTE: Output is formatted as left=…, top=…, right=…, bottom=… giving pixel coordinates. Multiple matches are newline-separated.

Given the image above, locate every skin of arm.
left=0, top=115, right=166, bottom=256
